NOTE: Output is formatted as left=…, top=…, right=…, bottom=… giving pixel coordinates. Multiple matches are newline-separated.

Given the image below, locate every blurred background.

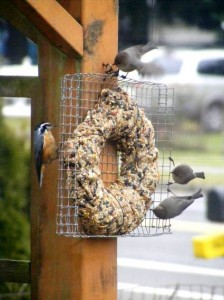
left=0, top=0, right=224, bottom=299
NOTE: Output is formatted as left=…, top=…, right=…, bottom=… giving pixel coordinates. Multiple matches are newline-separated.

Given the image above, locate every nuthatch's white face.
left=36, top=122, right=53, bottom=135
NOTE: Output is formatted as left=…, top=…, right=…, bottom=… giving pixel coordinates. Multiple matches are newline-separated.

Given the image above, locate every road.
left=117, top=188, right=224, bottom=299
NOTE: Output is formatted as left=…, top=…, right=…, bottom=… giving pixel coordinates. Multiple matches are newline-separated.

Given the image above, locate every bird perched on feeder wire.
left=113, top=41, right=157, bottom=77
left=34, top=122, right=58, bottom=187
left=152, top=188, right=203, bottom=219
left=168, top=157, right=205, bottom=185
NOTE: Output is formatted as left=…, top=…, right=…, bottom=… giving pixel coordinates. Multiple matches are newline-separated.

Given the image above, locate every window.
left=197, top=59, right=224, bottom=76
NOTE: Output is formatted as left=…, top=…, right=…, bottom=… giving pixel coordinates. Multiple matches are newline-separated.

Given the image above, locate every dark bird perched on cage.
left=113, top=42, right=157, bottom=77
left=34, top=122, right=58, bottom=187
left=152, top=189, right=203, bottom=219
left=168, top=157, right=205, bottom=185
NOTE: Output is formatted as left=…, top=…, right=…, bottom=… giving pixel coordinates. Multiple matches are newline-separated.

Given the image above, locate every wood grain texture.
left=30, top=35, right=79, bottom=300
left=11, top=0, right=83, bottom=57
left=2, top=1, right=118, bottom=299
left=81, top=0, right=118, bottom=73
left=79, top=3, right=118, bottom=299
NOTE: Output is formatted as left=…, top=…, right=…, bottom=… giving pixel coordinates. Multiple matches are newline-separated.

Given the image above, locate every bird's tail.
left=39, top=172, right=43, bottom=187
left=195, top=172, right=205, bottom=179
left=39, top=165, right=46, bottom=187
left=191, top=188, right=203, bottom=200
left=141, top=42, right=157, bottom=55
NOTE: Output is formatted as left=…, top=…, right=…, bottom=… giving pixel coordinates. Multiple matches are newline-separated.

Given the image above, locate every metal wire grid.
left=118, top=284, right=224, bottom=300
left=56, top=73, right=175, bottom=238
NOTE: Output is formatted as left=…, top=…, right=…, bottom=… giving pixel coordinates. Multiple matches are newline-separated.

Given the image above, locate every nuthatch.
left=113, top=41, right=157, bottom=76
left=34, top=122, right=58, bottom=187
left=168, top=157, right=205, bottom=185
left=152, top=189, right=203, bottom=219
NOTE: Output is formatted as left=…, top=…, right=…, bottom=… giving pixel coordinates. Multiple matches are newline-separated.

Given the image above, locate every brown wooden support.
left=30, top=1, right=118, bottom=299
left=81, top=0, right=118, bottom=73
left=1, top=0, right=118, bottom=299
left=30, top=35, right=76, bottom=300
left=11, top=0, right=83, bottom=57
left=78, top=3, right=119, bottom=299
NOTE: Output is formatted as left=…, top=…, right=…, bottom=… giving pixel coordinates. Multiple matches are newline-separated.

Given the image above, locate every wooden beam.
left=0, top=259, right=30, bottom=283
left=0, top=76, right=38, bottom=97
left=29, top=1, right=118, bottom=299
left=74, top=1, right=119, bottom=300
left=30, top=34, right=79, bottom=300
left=58, top=0, right=82, bottom=23
left=81, top=0, right=118, bottom=72
left=11, top=0, right=83, bottom=57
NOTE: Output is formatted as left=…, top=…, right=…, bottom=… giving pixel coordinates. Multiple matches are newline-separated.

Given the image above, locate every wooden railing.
left=0, top=259, right=30, bottom=283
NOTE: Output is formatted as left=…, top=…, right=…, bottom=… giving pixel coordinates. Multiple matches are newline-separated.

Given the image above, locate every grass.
left=170, top=150, right=223, bottom=167
left=3, top=117, right=30, bottom=138
left=3, top=117, right=31, bottom=150
left=173, top=132, right=224, bottom=154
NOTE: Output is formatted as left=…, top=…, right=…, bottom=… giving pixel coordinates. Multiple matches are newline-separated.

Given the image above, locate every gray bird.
left=152, top=189, right=203, bottom=219
left=114, top=42, right=157, bottom=75
left=168, top=157, right=205, bottom=185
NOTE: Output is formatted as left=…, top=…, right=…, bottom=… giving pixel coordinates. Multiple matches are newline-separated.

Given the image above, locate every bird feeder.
left=56, top=73, right=175, bottom=237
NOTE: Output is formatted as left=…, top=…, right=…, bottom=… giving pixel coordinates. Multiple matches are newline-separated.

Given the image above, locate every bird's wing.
left=163, top=197, right=193, bottom=217
left=126, top=45, right=145, bottom=58
left=176, top=199, right=194, bottom=213
left=141, top=42, right=157, bottom=55
left=34, top=129, right=43, bottom=185
left=189, top=188, right=203, bottom=200
left=124, top=42, right=156, bottom=59
left=183, top=172, right=196, bottom=183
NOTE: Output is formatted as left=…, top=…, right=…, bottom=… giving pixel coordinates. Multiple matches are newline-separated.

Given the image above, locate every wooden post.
left=30, top=1, right=118, bottom=299
left=1, top=1, right=118, bottom=298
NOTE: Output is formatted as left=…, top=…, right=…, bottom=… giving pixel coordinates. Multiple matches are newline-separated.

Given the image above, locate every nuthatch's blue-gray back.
left=34, top=122, right=58, bottom=187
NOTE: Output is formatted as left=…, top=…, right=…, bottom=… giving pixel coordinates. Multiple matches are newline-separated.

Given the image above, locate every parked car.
left=125, top=48, right=224, bottom=131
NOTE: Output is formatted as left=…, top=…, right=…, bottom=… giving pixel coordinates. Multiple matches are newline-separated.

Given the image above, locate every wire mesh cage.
left=56, top=73, right=175, bottom=237
left=118, top=283, right=224, bottom=300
